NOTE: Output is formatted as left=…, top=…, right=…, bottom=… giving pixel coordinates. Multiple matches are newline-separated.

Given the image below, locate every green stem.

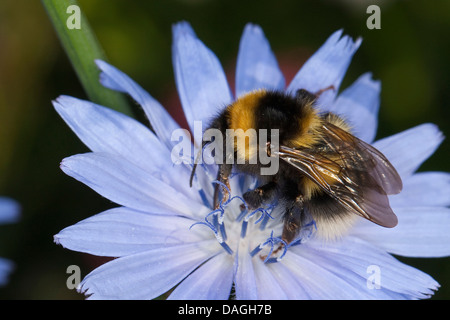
left=42, top=0, right=133, bottom=117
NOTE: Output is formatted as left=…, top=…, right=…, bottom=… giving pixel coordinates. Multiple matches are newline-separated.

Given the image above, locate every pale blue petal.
left=329, top=72, right=380, bottom=143
left=235, top=23, right=285, bottom=97
left=353, top=207, right=450, bottom=258
left=282, top=247, right=372, bottom=299
left=79, top=240, right=220, bottom=299
left=0, top=197, right=20, bottom=224
left=373, top=123, right=444, bottom=179
left=252, top=257, right=288, bottom=299
left=53, top=96, right=170, bottom=173
left=301, top=237, right=438, bottom=299
left=265, top=262, right=310, bottom=299
left=287, top=30, right=362, bottom=109
left=234, top=247, right=258, bottom=299
left=389, top=172, right=450, bottom=208
left=172, top=21, right=232, bottom=136
left=55, top=95, right=202, bottom=202
left=286, top=246, right=396, bottom=299
left=60, top=152, right=208, bottom=218
left=54, top=207, right=211, bottom=257
left=95, top=60, right=183, bottom=152
left=0, top=258, right=14, bottom=287
left=168, top=252, right=234, bottom=300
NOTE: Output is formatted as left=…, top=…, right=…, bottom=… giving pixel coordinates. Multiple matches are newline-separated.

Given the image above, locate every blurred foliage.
left=0, top=0, right=449, bottom=299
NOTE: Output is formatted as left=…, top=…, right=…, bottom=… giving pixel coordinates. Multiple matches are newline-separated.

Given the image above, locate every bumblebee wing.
left=321, top=122, right=403, bottom=195
left=275, top=123, right=402, bottom=228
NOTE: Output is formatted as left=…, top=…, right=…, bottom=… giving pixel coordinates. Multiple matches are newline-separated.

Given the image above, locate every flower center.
left=191, top=179, right=317, bottom=263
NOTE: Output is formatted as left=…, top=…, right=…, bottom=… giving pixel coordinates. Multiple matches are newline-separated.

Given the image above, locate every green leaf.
left=42, top=0, right=134, bottom=117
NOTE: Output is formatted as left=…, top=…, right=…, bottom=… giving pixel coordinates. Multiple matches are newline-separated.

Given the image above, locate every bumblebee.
left=191, top=88, right=402, bottom=243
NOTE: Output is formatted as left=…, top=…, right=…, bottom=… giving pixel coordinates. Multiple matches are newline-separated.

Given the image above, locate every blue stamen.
left=276, top=239, right=288, bottom=260
left=219, top=221, right=227, bottom=242
left=189, top=207, right=223, bottom=233
left=240, top=220, right=248, bottom=238
left=249, top=233, right=289, bottom=263
left=221, top=195, right=246, bottom=223
left=261, top=231, right=276, bottom=263
left=306, top=219, right=318, bottom=232
left=220, top=241, right=233, bottom=255
left=197, top=188, right=212, bottom=209
left=264, top=257, right=279, bottom=264
left=191, top=178, right=310, bottom=262
left=253, top=209, right=267, bottom=224
left=254, top=207, right=274, bottom=224
left=250, top=244, right=263, bottom=257
left=259, top=214, right=270, bottom=230
left=245, top=208, right=263, bottom=221
left=228, top=194, right=246, bottom=207
left=212, top=213, right=219, bottom=230
left=206, top=208, right=222, bottom=220
left=236, top=208, right=248, bottom=222
left=198, top=163, right=217, bottom=182
left=228, top=171, right=240, bottom=179
left=257, top=231, right=289, bottom=263
left=189, top=220, right=216, bottom=233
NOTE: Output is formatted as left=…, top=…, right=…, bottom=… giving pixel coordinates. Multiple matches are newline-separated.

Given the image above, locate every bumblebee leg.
left=314, top=85, right=336, bottom=97
left=243, top=181, right=278, bottom=209
left=282, top=195, right=304, bottom=244
left=214, top=164, right=232, bottom=209
left=295, top=86, right=336, bottom=106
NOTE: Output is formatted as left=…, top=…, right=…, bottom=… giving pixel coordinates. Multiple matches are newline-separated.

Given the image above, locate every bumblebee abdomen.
left=304, top=191, right=359, bottom=240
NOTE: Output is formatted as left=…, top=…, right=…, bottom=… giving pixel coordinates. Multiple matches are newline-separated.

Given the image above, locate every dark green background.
left=0, top=0, right=449, bottom=299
